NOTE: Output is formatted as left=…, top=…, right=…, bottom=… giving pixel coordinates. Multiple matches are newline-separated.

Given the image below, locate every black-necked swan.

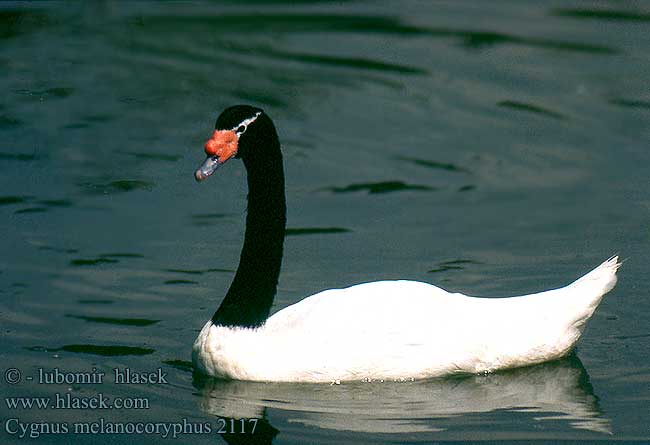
left=191, top=105, right=621, bottom=383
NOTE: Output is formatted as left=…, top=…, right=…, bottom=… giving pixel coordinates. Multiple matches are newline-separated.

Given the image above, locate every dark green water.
left=1, top=1, right=649, bottom=444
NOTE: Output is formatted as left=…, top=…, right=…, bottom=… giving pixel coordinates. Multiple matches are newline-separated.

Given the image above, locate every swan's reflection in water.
left=193, top=354, right=610, bottom=443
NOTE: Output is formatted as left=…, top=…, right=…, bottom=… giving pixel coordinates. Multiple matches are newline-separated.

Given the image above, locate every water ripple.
left=552, top=8, right=650, bottom=22
left=0, top=9, right=50, bottom=40
left=14, top=87, right=74, bottom=100
left=232, top=44, right=427, bottom=75
left=395, top=156, right=470, bottom=173
left=70, top=258, right=119, bottom=266
left=77, top=179, right=154, bottom=195
left=498, top=100, right=566, bottom=120
left=608, top=98, right=650, bottom=110
left=142, top=13, right=618, bottom=54
left=285, top=227, right=351, bottom=236
left=0, top=195, right=32, bottom=206
left=162, top=359, right=193, bottom=373
left=164, top=279, right=198, bottom=285
left=428, top=259, right=481, bottom=274
left=65, top=315, right=160, bottom=327
left=14, top=207, right=47, bottom=214
left=26, top=344, right=155, bottom=356
left=0, top=115, right=22, bottom=128
left=119, top=151, right=182, bottom=162
left=326, top=181, right=433, bottom=194
left=70, top=253, right=143, bottom=266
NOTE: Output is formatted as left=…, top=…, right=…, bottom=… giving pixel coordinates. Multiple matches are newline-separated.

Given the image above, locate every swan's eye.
left=236, top=125, right=247, bottom=135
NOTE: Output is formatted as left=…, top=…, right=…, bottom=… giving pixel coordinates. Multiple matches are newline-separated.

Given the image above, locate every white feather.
left=192, top=256, right=620, bottom=382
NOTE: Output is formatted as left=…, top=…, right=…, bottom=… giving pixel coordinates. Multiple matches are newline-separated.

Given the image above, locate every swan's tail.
left=566, top=255, right=621, bottom=331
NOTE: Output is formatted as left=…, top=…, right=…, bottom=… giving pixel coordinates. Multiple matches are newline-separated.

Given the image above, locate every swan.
left=191, top=105, right=621, bottom=383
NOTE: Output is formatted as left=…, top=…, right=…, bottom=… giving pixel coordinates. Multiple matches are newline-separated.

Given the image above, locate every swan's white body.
left=192, top=256, right=620, bottom=382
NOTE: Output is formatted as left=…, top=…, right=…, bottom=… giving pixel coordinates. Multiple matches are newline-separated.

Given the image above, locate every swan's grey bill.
left=195, top=156, right=222, bottom=182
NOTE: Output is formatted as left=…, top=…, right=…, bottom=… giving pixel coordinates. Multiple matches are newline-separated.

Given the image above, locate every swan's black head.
left=195, top=105, right=274, bottom=182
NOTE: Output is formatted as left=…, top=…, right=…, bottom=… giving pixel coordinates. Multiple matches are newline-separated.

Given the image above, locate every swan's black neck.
left=211, top=118, right=286, bottom=328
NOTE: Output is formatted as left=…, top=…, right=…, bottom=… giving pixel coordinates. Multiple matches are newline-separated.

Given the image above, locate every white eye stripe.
left=232, top=112, right=262, bottom=135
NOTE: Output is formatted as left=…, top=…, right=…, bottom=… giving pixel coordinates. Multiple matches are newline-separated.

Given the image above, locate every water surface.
left=1, top=1, right=649, bottom=444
